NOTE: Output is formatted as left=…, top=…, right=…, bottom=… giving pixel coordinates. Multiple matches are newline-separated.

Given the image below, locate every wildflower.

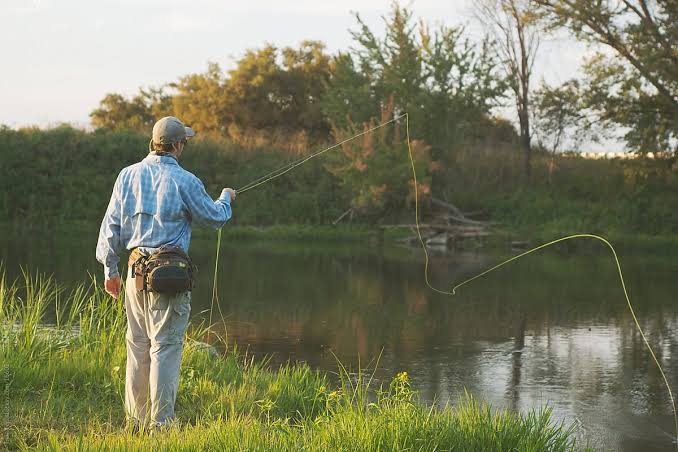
left=396, top=371, right=409, bottom=383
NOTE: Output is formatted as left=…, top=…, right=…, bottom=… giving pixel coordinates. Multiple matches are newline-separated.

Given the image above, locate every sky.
left=1, top=0, right=601, bottom=145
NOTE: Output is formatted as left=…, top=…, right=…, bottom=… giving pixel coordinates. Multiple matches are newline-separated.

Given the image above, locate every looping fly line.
left=210, top=112, right=677, bottom=444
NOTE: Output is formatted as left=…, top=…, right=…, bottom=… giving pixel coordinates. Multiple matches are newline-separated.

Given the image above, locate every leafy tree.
left=91, top=42, right=333, bottom=143
left=532, top=79, right=601, bottom=184
left=351, top=4, right=425, bottom=120
left=323, top=3, right=506, bottom=173
left=280, top=41, right=332, bottom=137
left=325, top=100, right=435, bottom=219
left=223, top=41, right=331, bottom=141
left=320, top=52, right=378, bottom=130
left=90, top=93, right=154, bottom=132
left=533, top=0, right=678, bottom=153
left=222, top=44, right=285, bottom=133
left=171, top=63, right=227, bottom=136
left=532, top=79, right=596, bottom=154
left=418, top=23, right=507, bottom=155
left=90, top=87, right=172, bottom=133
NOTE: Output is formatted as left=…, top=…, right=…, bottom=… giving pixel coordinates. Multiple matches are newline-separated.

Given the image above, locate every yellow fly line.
left=209, top=112, right=677, bottom=443
left=208, top=227, right=225, bottom=327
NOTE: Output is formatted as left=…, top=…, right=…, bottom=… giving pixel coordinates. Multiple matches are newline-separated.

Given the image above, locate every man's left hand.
left=105, top=275, right=122, bottom=299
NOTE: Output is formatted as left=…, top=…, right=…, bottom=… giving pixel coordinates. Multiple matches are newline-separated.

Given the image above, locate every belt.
left=128, top=247, right=158, bottom=266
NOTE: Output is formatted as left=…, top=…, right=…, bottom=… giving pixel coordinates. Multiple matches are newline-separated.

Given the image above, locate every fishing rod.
left=208, top=112, right=677, bottom=445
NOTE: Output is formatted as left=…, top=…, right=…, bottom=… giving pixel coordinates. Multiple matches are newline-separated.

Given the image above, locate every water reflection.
left=203, top=242, right=678, bottom=451
left=1, top=228, right=677, bottom=450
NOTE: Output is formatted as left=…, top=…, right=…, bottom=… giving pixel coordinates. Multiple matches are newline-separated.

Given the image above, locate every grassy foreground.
left=0, top=269, right=584, bottom=451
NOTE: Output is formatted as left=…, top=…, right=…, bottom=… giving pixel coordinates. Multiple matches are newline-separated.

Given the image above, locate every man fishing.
left=95, top=116, right=235, bottom=431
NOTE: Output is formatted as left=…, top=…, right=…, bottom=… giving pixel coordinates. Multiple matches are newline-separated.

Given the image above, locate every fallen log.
left=431, top=197, right=465, bottom=217
left=431, top=197, right=490, bottom=226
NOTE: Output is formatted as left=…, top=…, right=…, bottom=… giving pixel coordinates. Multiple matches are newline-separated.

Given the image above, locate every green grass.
left=0, top=267, right=585, bottom=451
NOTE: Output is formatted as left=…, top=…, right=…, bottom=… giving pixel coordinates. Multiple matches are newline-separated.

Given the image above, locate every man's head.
left=149, top=116, right=196, bottom=157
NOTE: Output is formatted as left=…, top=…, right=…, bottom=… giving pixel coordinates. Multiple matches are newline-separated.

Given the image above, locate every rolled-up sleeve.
left=183, top=177, right=232, bottom=229
left=96, top=173, right=123, bottom=279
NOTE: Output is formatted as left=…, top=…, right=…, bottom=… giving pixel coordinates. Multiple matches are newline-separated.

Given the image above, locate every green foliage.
left=171, top=62, right=228, bottom=135
left=91, top=41, right=333, bottom=147
left=534, top=0, right=678, bottom=153
left=533, top=80, right=597, bottom=153
left=3, top=124, right=678, bottom=237
left=90, top=93, right=153, bottom=132
left=223, top=40, right=331, bottom=141
left=325, top=102, right=435, bottom=219
left=338, top=4, right=507, bottom=155
left=444, top=144, right=678, bottom=236
left=320, top=52, right=377, bottom=130
left=0, top=125, right=147, bottom=223
left=0, top=125, right=345, bottom=225
left=90, top=87, right=172, bottom=133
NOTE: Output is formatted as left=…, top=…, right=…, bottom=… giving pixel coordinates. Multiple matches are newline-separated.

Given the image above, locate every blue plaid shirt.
left=96, top=152, right=232, bottom=279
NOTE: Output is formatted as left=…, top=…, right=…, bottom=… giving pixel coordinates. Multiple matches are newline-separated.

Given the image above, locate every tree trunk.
left=522, top=120, right=532, bottom=180
left=518, top=105, right=532, bottom=180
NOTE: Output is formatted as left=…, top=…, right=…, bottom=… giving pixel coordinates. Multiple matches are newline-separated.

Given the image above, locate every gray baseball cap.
left=151, top=116, right=196, bottom=145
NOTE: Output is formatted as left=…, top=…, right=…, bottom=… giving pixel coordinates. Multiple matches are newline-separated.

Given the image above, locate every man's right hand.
left=225, top=188, right=236, bottom=201
left=105, top=275, right=122, bottom=299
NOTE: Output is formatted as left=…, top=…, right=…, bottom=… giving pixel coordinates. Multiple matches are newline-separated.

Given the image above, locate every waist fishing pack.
left=130, top=245, right=196, bottom=294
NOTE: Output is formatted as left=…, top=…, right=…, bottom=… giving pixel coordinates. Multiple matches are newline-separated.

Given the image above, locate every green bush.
left=3, top=125, right=678, bottom=238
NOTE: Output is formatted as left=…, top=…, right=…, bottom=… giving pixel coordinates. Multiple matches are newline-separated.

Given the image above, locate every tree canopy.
left=534, top=0, right=678, bottom=153
left=89, top=3, right=513, bottom=209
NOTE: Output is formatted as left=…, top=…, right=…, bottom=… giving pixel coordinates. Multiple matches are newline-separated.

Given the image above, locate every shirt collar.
left=144, top=152, right=179, bottom=166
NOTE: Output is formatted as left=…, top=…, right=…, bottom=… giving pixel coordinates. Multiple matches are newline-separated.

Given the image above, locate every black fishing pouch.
left=142, top=245, right=196, bottom=294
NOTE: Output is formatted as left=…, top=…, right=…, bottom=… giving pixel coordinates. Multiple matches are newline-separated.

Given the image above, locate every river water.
left=2, top=227, right=677, bottom=450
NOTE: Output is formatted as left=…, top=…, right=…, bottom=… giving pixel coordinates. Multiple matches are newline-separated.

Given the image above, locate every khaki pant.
left=124, top=267, right=191, bottom=428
